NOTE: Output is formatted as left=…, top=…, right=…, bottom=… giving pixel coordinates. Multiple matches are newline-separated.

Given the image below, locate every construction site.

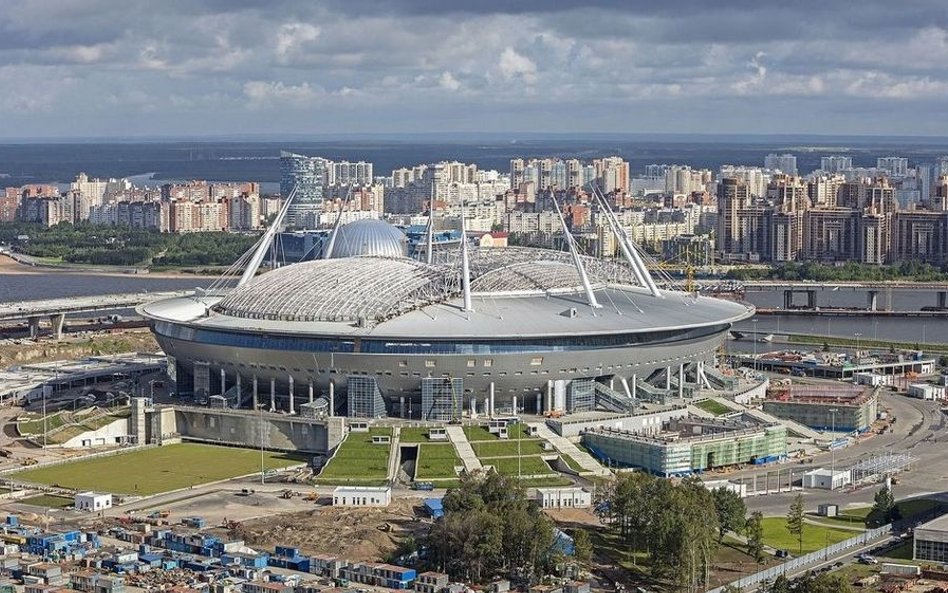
left=762, top=383, right=878, bottom=432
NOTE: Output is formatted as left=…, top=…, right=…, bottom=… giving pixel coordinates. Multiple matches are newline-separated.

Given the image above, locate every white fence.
left=706, top=524, right=892, bottom=593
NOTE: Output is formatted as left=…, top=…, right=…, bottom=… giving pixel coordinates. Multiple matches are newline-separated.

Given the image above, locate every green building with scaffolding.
left=582, top=416, right=787, bottom=476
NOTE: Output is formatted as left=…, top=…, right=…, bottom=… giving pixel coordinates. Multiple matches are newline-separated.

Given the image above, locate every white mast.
left=592, top=184, right=662, bottom=298
left=425, top=205, right=435, bottom=265
left=550, top=191, right=601, bottom=309
left=459, top=197, right=474, bottom=312
left=323, top=186, right=352, bottom=259
left=238, top=184, right=298, bottom=287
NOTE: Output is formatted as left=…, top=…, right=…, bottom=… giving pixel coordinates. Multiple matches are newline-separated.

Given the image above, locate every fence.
left=706, top=523, right=892, bottom=593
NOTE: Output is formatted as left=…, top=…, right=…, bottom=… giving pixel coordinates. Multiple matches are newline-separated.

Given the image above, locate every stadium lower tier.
left=151, top=320, right=730, bottom=418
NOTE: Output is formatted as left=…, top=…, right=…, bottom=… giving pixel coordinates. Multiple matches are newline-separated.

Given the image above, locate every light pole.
left=752, top=318, right=759, bottom=373
left=829, top=408, right=838, bottom=476
left=258, top=404, right=266, bottom=485
left=854, top=333, right=862, bottom=366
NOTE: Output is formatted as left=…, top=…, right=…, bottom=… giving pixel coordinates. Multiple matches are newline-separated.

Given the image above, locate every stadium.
left=140, top=190, right=753, bottom=420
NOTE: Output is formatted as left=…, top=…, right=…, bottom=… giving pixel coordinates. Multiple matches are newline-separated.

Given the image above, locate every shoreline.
left=0, top=254, right=219, bottom=279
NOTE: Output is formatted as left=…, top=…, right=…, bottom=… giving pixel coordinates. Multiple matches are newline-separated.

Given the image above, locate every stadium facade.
left=140, top=187, right=753, bottom=419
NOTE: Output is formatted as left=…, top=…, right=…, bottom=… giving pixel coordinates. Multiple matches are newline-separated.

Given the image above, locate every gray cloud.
left=0, top=0, right=946, bottom=137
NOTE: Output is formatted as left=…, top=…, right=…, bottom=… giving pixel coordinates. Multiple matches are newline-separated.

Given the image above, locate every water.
left=0, top=273, right=213, bottom=303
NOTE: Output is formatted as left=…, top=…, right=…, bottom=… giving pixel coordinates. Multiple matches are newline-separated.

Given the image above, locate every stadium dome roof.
left=325, top=219, right=407, bottom=259
left=215, top=256, right=453, bottom=323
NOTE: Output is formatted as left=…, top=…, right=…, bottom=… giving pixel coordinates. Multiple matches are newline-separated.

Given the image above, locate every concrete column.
left=483, top=398, right=489, bottom=419
left=546, top=380, right=553, bottom=412
left=328, top=381, right=335, bottom=417
left=807, top=290, right=817, bottom=309
left=220, top=368, right=226, bottom=396
left=867, top=290, right=878, bottom=312
left=236, top=374, right=241, bottom=400
left=288, top=376, right=295, bottom=414
left=631, top=374, right=637, bottom=399
left=512, top=395, right=518, bottom=415
left=489, top=382, right=495, bottom=416
left=471, top=396, right=477, bottom=418
left=783, top=289, right=793, bottom=309
left=269, top=378, right=276, bottom=411
left=28, top=317, right=40, bottom=339
left=49, top=313, right=65, bottom=340
left=399, top=396, right=405, bottom=418
left=678, top=363, right=685, bottom=398
left=535, top=393, right=542, bottom=414
left=665, top=367, right=671, bottom=390
left=939, top=291, right=947, bottom=309
left=252, top=374, right=258, bottom=409
left=308, top=381, right=314, bottom=404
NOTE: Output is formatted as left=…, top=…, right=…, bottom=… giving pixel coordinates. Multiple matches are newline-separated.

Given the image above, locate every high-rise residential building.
left=916, top=164, right=932, bottom=200
left=933, top=176, right=948, bottom=212
left=821, top=155, right=853, bottom=173
left=328, top=161, right=374, bottom=186
left=890, top=211, right=948, bottom=265
left=807, top=174, right=844, bottom=208
left=877, top=157, right=909, bottom=177
left=716, top=177, right=751, bottom=255
left=936, top=156, right=948, bottom=177
left=280, top=151, right=328, bottom=227
left=719, top=165, right=768, bottom=197
left=764, top=153, right=798, bottom=175
left=803, top=209, right=859, bottom=262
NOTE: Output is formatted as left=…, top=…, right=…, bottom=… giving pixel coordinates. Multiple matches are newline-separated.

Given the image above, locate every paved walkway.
left=445, top=425, right=482, bottom=471
left=529, top=422, right=611, bottom=477
left=387, top=427, right=401, bottom=483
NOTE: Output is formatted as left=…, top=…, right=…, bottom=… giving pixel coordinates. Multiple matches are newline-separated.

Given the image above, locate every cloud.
left=0, top=0, right=946, bottom=136
left=498, top=48, right=537, bottom=84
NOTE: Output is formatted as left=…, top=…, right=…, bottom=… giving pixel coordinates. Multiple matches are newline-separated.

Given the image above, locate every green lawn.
left=18, top=413, right=67, bottom=436
left=316, top=428, right=392, bottom=485
left=464, top=423, right=537, bottom=442
left=694, top=399, right=732, bottom=416
left=470, top=439, right=546, bottom=457
left=827, top=499, right=948, bottom=528
left=20, top=494, right=74, bottom=509
left=561, top=454, right=587, bottom=473
left=760, top=517, right=854, bottom=554
left=399, top=427, right=442, bottom=443
left=13, top=443, right=304, bottom=495
left=481, top=455, right=555, bottom=477
left=414, top=444, right=462, bottom=480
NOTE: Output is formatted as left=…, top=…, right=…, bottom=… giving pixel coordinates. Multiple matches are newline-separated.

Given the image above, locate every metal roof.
left=326, top=218, right=407, bottom=259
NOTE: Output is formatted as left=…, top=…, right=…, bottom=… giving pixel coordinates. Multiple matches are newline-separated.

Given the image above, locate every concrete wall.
left=59, top=417, right=131, bottom=449
left=172, top=407, right=345, bottom=454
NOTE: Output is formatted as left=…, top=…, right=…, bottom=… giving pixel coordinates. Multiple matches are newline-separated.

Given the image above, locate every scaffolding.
left=420, top=377, right=463, bottom=422
left=346, top=376, right=387, bottom=418
left=849, top=452, right=914, bottom=484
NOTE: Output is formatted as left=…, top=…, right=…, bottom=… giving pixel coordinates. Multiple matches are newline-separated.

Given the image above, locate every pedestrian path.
left=529, top=422, right=611, bottom=476
left=445, top=425, right=482, bottom=472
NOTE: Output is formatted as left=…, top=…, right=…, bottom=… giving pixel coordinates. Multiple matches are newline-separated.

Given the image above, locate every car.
left=858, top=554, right=878, bottom=565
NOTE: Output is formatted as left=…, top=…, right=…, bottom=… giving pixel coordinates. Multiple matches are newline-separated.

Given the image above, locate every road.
left=733, top=390, right=948, bottom=516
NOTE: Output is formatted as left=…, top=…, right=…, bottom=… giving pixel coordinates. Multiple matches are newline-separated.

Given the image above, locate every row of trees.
left=425, top=471, right=560, bottom=583
left=727, top=261, right=948, bottom=282
left=595, top=472, right=748, bottom=592
left=0, top=222, right=260, bottom=267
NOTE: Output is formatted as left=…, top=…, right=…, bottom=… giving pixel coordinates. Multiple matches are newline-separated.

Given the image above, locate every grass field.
left=760, top=517, right=854, bottom=554
left=694, top=399, right=731, bottom=416
left=561, top=454, right=586, bottom=473
left=399, top=427, right=441, bottom=443
left=316, top=428, right=392, bottom=486
left=470, top=439, right=546, bottom=457
left=464, top=424, right=536, bottom=442
left=20, top=494, right=74, bottom=509
left=13, top=443, right=304, bottom=495
left=414, top=444, right=462, bottom=480
left=481, top=455, right=555, bottom=477
left=18, top=413, right=67, bottom=436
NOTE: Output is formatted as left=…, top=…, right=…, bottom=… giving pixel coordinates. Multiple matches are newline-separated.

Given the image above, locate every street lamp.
left=854, top=333, right=862, bottom=366
left=829, top=408, right=838, bottom=477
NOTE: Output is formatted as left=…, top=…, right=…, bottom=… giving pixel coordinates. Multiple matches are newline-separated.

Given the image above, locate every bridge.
left=0, top=291, right=191, bottom=339
left=693, top=280, right=948, bottom=312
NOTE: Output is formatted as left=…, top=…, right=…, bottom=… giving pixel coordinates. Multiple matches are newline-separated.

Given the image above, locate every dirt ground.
left=230, top=497, right=427, bottom=562
left=0, top=329, right=159, bottom=366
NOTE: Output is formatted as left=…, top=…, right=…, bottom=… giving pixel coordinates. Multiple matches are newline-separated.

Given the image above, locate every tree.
left=712, top=487, right=747, bottom=542
left=786, top=493, right=805, bottom=554
left=767, top=574, right=792, bottom=593
left=745, top=511, right=765, bottom=564
left=872, top=484, right=897, bottom=524
left=572, top=528, right=592, bottom=566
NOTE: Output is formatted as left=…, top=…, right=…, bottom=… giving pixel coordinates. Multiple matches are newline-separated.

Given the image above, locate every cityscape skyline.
left=1, top=1, right=947, bottom=138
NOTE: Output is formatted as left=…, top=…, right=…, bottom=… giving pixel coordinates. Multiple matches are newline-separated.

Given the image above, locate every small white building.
left=907, top=383, right=945, bottom=401
left=74, top=492, right=112, bottom=512
left=535, top=487, right=592, bottom=509
left=802, top=468, right=852, bottom=490
left=855, top=373, right=888, bottom=387
left=332, top=486, right=391, bottom=507
left=701, top=479, right=748, bottom=498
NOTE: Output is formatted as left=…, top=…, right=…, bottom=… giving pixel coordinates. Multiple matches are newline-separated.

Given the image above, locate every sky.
left=1, top=0, right=947, bottom=139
